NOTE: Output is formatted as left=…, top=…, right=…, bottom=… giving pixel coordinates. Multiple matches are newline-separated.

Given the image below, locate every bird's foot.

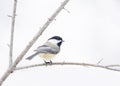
left=44, top=60, right=52, bottom=66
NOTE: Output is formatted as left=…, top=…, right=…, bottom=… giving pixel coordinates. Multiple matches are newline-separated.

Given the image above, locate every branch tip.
left=63, top=7, right=70, bottom=13
left=97, top=58, right=103, bottom=65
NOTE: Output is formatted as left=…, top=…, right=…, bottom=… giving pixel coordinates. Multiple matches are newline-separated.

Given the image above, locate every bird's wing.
left=26, top=45, right=59, bottom=60
left=34, top=45, right=59, bottom=54
left=26, top=52, right=39, bottom=60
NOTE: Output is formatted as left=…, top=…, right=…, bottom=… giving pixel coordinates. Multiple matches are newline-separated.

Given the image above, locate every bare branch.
left=0, top=0, right=70, bottom=85
left=106, top=64, right=120, bottom=67
left=7, top=14, right=17, bottom=18
left=7, top=15, right=12, bottom=18
left=7, top=44, right=10, bottom=47
left=97, top=58, right=103, bottom=65
left=15, top=62, right=120, bottom=72
left=63, top=7, right=70, bottom=13
left=9, top=0, right=17, bottom=67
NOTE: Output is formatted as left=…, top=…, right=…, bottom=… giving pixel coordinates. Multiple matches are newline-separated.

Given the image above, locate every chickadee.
left=26, top=36, right=64, bottom=64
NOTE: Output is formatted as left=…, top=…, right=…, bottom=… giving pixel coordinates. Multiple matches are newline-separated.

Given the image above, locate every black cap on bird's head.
left=48, top=36, right=64, bottom=47
left=49, top=36, right=63, bottom=41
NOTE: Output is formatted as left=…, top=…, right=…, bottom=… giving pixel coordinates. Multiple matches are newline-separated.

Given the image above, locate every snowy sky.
left=0, top=0, right=120, bottom=86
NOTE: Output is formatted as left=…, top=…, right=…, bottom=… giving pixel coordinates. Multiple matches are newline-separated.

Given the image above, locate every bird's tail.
left=26, top=52, right=38, bottom=60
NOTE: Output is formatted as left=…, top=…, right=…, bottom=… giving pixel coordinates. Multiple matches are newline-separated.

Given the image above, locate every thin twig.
left=15, top=62, right=120, bottom=72
left=106, top=64, right=120, bottom=67
left=9, top=0, right=17, bottom=67
left=0, top=0, right=70, bottom=85
left=63, top=7, right=70, bottom=13
left=7, top=15, right=12, bottom=18
left=97, top=58, right=103, bottom=65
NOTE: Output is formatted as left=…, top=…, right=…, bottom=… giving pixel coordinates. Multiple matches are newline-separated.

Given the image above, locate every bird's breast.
left=39, top=53, right=56, bottom=60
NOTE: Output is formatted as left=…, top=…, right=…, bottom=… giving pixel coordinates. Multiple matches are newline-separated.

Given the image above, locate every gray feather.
left=26, top=44, right=60, bottom=60
left=35, top=45, right=59, bottom=54
left=26, top=52, right=39, bottom=60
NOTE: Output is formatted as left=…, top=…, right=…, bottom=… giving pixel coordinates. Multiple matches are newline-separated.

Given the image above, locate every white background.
left=0, top=0, right=120, bottom=86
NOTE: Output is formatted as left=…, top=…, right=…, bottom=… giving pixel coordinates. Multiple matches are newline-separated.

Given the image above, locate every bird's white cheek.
left=48, top=39, right=60, bottom=44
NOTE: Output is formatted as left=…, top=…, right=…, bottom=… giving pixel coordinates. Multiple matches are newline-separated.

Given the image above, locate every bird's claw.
left=44, top=60, right=52, bottom=66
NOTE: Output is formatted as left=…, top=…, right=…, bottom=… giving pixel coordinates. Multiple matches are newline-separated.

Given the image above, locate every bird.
left=26, top=36, right=64, bottom=64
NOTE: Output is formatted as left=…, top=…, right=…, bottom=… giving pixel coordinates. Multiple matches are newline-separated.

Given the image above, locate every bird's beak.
left=62, top=40, right=65, bottom=42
